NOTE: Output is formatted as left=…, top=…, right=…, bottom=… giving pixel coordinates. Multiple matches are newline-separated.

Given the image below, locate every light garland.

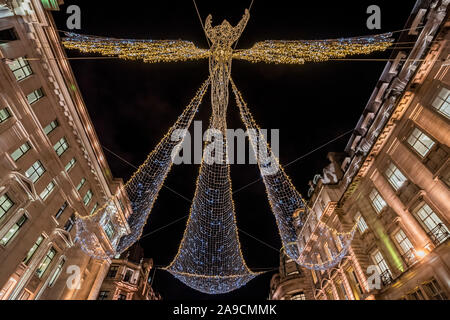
left=65, top=8, right=396, bottom=293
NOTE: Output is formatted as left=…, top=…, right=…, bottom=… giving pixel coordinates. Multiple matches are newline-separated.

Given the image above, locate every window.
left=98, top=291, right=109, bottom=300
left=76, top=178, right=86, bottom=191
left=48, top=259, right=65, bottom=287
left=291, top=292, right=306, bottom=300
left=123, top=270, right=133, bottom=283
left=0, top=108, right=11, bottom=123
left=385, top=163, right=407, bottom=191
left=65, top=158, right=76, bottom=172
left=83, top=190, right=93, bottom=206
left=23, top=235, right=44, bottom=265
left=415, top=203, right=449, bottom=245
left=54, top=137, right=69, bottom=157
left=0, top=28, right=18, bottom=43
left=407, top=128, right=435, bottom=158
left=55, top=202, right=68, bottom=220
left=432, top=87, right=450, bottom=119
left=117, top=293, right=127, bottom=300
left=8, top=57, right=33, bottom=81
left=394, top=229, right=416, bottom=266
left=0, top=194, right=14, bottom=220
left=90, top=202, right=99, bottom=215
left=36, top=247, right=57, bottom=278
left=40, top=180, right=56, bottom=200
left=356, top=213, right=369, bottom=234
left=11, top=142, right=31, bottom=162
left=423, top=279, right=447, bottom=300
left=311, top=269, right=318, bottom=284
left=103, top=220, right=116, bottom=240
left=347, top=269, right=363, bottom=299
left=372, top=250, right=392, bottom=284
left=25, top=160, right=46, bottom=183
left=0, top=214, right=27, bottom=246
left=107, top=266, right=119, bottom=278
left=408, top=288, right=426, bottom=300
left=64, top=214, right=76, bottom=232
left=336, top=280, right=349, bottom=300
left=369, top=189, right=387, bottom=214
left=27, top=88, right=44, bottom=105
left=43, top=120, right=58, bottom=135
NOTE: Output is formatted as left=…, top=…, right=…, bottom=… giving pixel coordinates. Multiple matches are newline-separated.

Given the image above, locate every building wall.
left=0, top=0, right=129, bottom=300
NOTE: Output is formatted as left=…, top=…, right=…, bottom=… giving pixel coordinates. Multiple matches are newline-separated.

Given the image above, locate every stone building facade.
left=0, top=0, right=131, bottom=300
left=270, top=0, right=450, bottom=300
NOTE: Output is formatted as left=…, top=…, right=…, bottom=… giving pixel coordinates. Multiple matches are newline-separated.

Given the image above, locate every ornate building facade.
left=0, top=0, right=133, bottom=300
left=270, top=0, right=450, bottom=300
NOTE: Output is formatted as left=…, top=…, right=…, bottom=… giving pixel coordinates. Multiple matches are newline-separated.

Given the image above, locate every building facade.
left=0, top=0, right=131, bottom=300
left=270, top=0, right=450, bottom=300
left=97, top=244, right=161, bottom=300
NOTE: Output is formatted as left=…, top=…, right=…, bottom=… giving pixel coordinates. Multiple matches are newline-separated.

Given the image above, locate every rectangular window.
left=64, top=214, right=76, bottom=232
left=0, top=215, right=27, bottom=246
left=0, top=28, right=18, bottom=43
left=369, top=189, right=387, bottom=214
left=394, top=229, right=416, bottom=266
left=415, top=203, right=449, bottom=245
left=48, top=259, right=65, bottom=287
left=55, top=202, right=68, bottom=220
left=23, top=235, right=44, bottom=265
left=65, top=158, right=76, bottom=172
left=98, top=291, right=109, bottom=300
left=107, top=266, right=118, bottom=278
left=372, top=250, right=392, bottom=284
left=423, top=279, right=447, bottom=300
left=0, top=108, right=11, bottom=123
left=36, top=247, right=57, bottom=278
left=324, top=242, right=333, bottom=261
left=53, top=137, right=69, bottom=157
left=408, top=289, right=426, bottom=300
left=407, top=128, right=435, bottom=158
left=8, top=57, right=33, bottom=81
left=90, top=202, right=99, bottom=215
left=103, top=220, right=116, bottom=240
left=11, top=142, right=31, bottom=162
left=432, top=87, right=450, bottom=119
left=385, top=163, right=407, bottom=191
left=0, top=194, right=14, bottom=221
left=76, top=178, right=86, bottom=191
left=40, top=180, right=56, bottom=200
left=117, top=294, right=127, bottom=300
left=27, top=88, right=44, bottom=105
left=25, top=160, right=46, bottom=183
left=83, top=190, right=93, bottom=206
left=43, top=120, right=58, bottom=135
left=356, top=213, right=369, bottom=234
left=291, top=292, right=306, bottom=300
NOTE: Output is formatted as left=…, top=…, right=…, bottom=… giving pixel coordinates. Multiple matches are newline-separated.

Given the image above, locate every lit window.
left=423, top=279, right=448, bottom=300
left=25, top=160, right=46, bottom=183
left=55, top=202, right=68, bottom=220
left=90, top=202, right=99, bottom=215
left=40, top=180, right=56, bottom=200
left=0, top=194, right=14, bottom=221
left=0, top=214, right=27, bottom=246
left=0, top=107, right=11, bottom=123
left=64, top=214, right=76, bottom=232
left=291, top=292, right=306, bottom=300
left=43, top=120, right=58, bottom=135
left=10, top=142, right=31, bottom=162
left=372, top=250, right=392, bottom=278
left=83, top=190, right=93, bottom=206
left=48, top=259, right=65, bottom=287
left=415, top=203, right=449, bottom=244
left=356, top=213, right=369, bottom=234
left=432, top=87, right=450, bottom=119
left=385, top=163, right=407, bottom=191
left=407, top=128, right=435, bottom=158
left=394, top=229, right=415, bottom=258
left=27, top=88, right=44, bottom=105
left=65, top=158, right=76, bottom=172
left=98, top=291, right=109, bottom=300
left=53, top=137, right=69, bottom=157
left=23, top=235, right=44, bottom=265
left=36, top=247, right=57, bottom=278
left=103, top=220, right=116, bottom=240
left=8, top=57, right=33, bottom=81
left=76, top=178, right=86, bottom=191
left=369, top=189, right=387, bottom=214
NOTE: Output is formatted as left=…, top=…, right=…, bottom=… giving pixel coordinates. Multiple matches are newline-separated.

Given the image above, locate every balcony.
left=380, top=270, right=393, bottom=287
left=427, top=224, right=450, bottom=246
left=401, top=248, right=418, bottom=268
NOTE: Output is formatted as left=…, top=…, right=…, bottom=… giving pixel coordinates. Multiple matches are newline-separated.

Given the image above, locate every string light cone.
left=63, top=8, right=394, bottom=293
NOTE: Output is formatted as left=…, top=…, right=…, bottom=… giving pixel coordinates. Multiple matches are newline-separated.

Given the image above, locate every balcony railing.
left=401, top=248, right=418, bottom=268
left=380, top=270, right=393, bottom=287
left=427, top=224, right=450, bottom=246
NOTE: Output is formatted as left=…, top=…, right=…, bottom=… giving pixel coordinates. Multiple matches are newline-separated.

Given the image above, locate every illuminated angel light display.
left=64, top=9, right=393, bottom=294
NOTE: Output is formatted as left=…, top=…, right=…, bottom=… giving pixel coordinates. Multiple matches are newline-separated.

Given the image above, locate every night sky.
left=52, top=0, right=417, bottom=300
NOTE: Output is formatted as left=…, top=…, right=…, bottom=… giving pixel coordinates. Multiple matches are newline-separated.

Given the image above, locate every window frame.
left=53, top=137, right=69, bottom=157
left=27, top=88, right=44, bottom=105
left=406, top=127, right=436, bottom=159
left=8, top=56, right=33, bottom=81
left=25, top=160, right=46, bottom=184
left=0, top=193, right=14, bottom=221
left=10, top=142, right=31, bottom=162
left=385, top=162, right=408, bottom=191
left=0, top=107, right=11, bottom=124
left=369, top=189, right=387, bottom=214
left=0, top=214, right=28, bottom=246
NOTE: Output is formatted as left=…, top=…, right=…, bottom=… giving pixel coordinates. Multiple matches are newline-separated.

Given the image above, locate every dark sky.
left=52, top=0, right=417, bottom=300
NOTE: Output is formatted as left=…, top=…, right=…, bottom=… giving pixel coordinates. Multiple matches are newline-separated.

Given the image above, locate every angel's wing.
left=233, top=33, right=394, bottom=64
left=62, top=32, right=210, bottom=63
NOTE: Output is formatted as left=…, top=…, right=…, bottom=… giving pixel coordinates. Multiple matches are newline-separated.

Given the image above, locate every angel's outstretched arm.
left=233, top=33, right=394, bottom=64
left=62, top=32, right=210, bottom=63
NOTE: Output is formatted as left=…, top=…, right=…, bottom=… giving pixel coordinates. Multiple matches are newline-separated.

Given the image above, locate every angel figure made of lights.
left=63, top=9, right=393, bottom=294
